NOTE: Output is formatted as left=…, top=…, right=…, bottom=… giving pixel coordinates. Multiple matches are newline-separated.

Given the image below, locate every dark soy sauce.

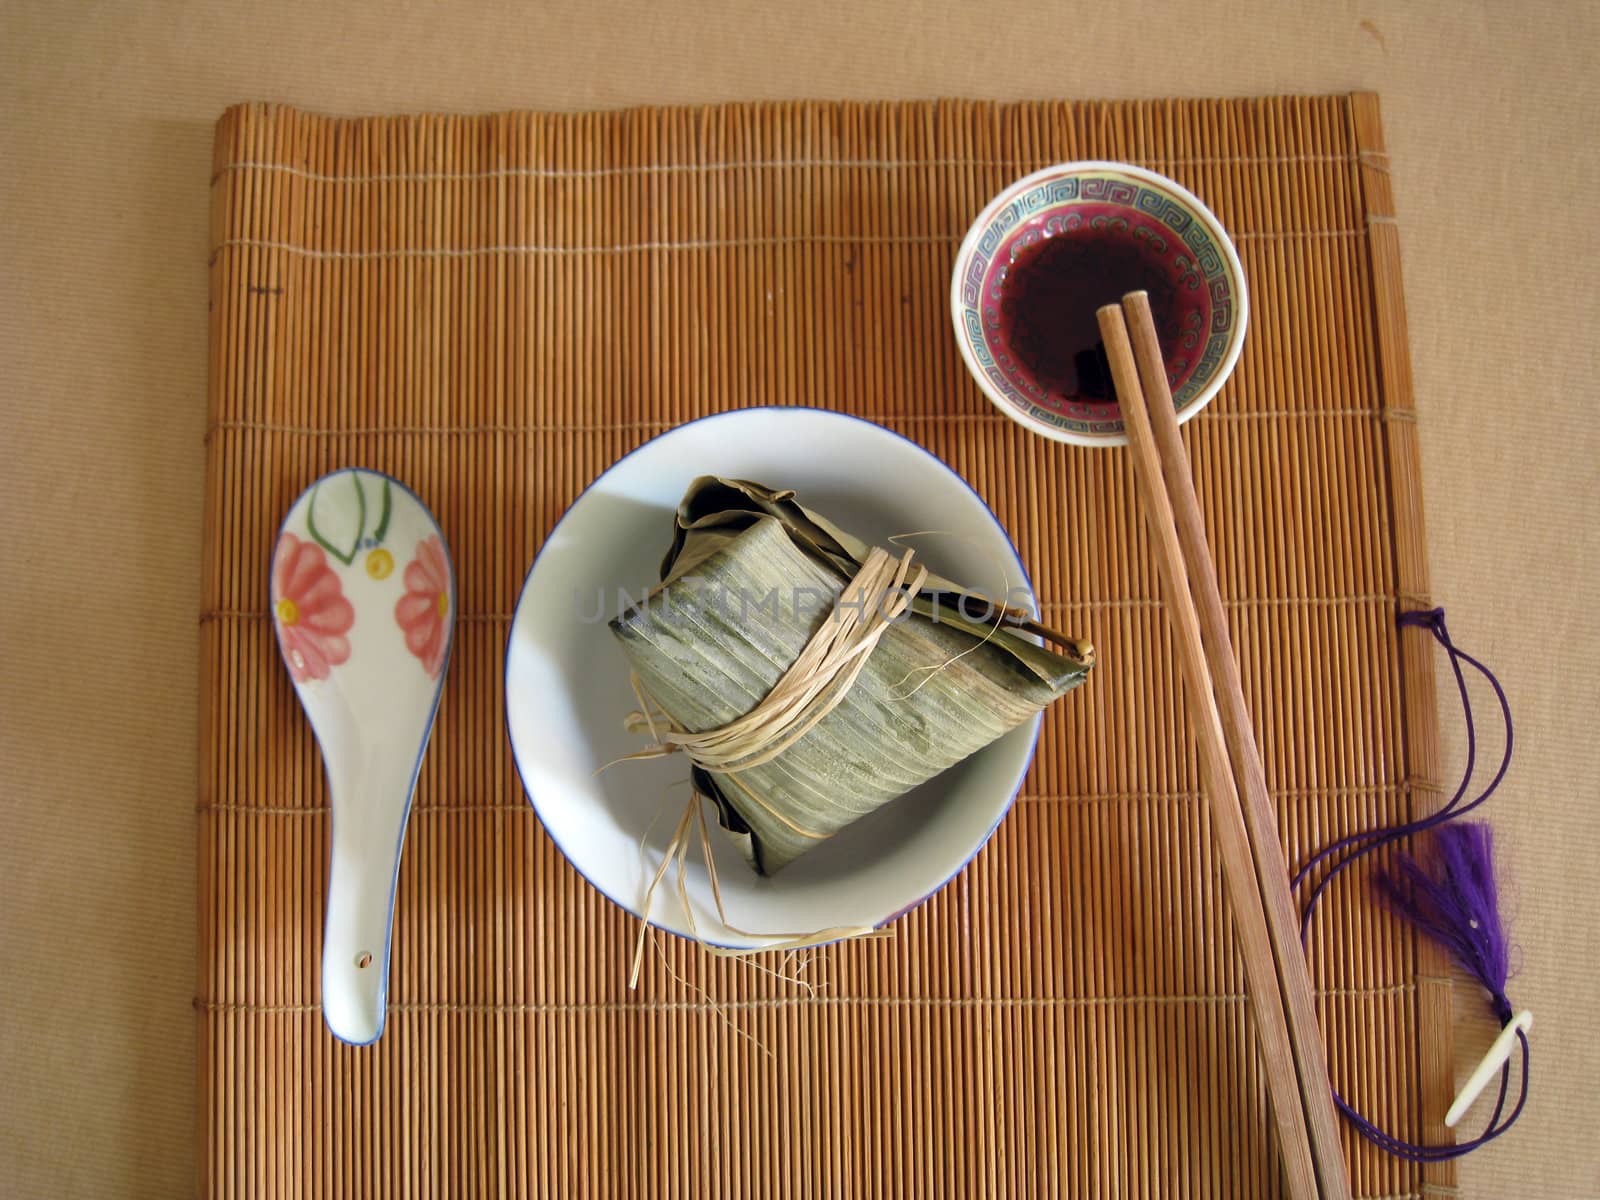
left=997, top=229, right=1181, bottom=405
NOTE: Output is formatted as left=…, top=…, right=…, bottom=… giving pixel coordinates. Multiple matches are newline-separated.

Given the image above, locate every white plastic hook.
left=1444, top=1009, right=1532, bottom=1129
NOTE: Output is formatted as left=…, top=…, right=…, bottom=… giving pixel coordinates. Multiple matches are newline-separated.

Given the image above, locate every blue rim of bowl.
left=502, top=406, right=1046, bottom=950
left=269, top=468, right=456, bottom=1046
left=948, top=160, right=1249, bottom=449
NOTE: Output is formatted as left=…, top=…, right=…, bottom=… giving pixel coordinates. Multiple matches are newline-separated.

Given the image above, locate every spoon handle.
left=321, top=751, right=424, bottom=1045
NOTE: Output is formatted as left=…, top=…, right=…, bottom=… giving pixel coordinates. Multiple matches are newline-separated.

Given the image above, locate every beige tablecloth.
left=3, top=2, right=1596, bottom=1196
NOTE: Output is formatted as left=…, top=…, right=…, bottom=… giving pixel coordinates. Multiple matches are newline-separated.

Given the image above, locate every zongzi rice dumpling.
left=610, top=477, right=1093, bottom=875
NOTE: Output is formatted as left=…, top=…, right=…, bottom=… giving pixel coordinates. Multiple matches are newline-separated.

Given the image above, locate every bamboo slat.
left=201, top=94, right=1449, bottom=1199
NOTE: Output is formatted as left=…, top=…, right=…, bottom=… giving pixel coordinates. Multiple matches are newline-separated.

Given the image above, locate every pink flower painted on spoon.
left=395, top=535, right=451, bottom=679
left=273, top=533, right=355, bottom=682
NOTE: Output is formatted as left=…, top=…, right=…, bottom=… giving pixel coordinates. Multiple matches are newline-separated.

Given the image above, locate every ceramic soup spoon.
left=269, top=469, right=455, bottom=1045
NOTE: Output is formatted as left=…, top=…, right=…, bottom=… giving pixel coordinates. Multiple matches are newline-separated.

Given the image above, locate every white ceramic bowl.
left=505, top=407, right=1043, bottom=948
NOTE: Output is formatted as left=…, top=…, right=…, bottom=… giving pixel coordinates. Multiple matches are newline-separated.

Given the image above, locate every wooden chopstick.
left=1096, top=301, right=1322, bottom=1200
left=1121, top=291, right=1353, bottom=1200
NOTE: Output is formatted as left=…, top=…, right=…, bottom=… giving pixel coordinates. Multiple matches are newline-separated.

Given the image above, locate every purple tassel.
left=1297, top=610, right=1529, bottom=1161
left=1373, top=823, right=1512, bottom=1023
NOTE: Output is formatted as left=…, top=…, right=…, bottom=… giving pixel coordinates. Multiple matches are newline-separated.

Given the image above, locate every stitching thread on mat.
left=1041, top=594, right=1407, bottom=611
left=208, top=227, right=1369, bottom=262
left=212, top=234, right=957, bottom=262
left=199, top=593, right=1416, bottom=625
left=212, top=151, right=1387, bottom=187
left=201, top=609, right=504, bottom=623
left=202, top=409, right=1404, bottom=443
left=197, top=803, right=530, bottom=815
left=194, top=981, right=1417, bottom=1016
left=194, top=780, right=1443, bottom=816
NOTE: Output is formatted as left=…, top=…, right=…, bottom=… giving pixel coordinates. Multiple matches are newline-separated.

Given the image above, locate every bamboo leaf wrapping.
left=611, top=478, right=1094, bottom=873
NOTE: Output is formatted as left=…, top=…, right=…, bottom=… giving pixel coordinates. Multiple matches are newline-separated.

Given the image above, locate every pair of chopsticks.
left=1098, top=295, right=1352, bottom=1200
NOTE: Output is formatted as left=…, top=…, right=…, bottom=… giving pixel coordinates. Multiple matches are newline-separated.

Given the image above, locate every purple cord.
left=1294, top=608, right=1529, bottom=1161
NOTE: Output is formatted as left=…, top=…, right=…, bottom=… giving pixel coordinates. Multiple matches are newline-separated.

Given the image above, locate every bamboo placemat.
left=201, top=94, right=1450, bottom=1198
